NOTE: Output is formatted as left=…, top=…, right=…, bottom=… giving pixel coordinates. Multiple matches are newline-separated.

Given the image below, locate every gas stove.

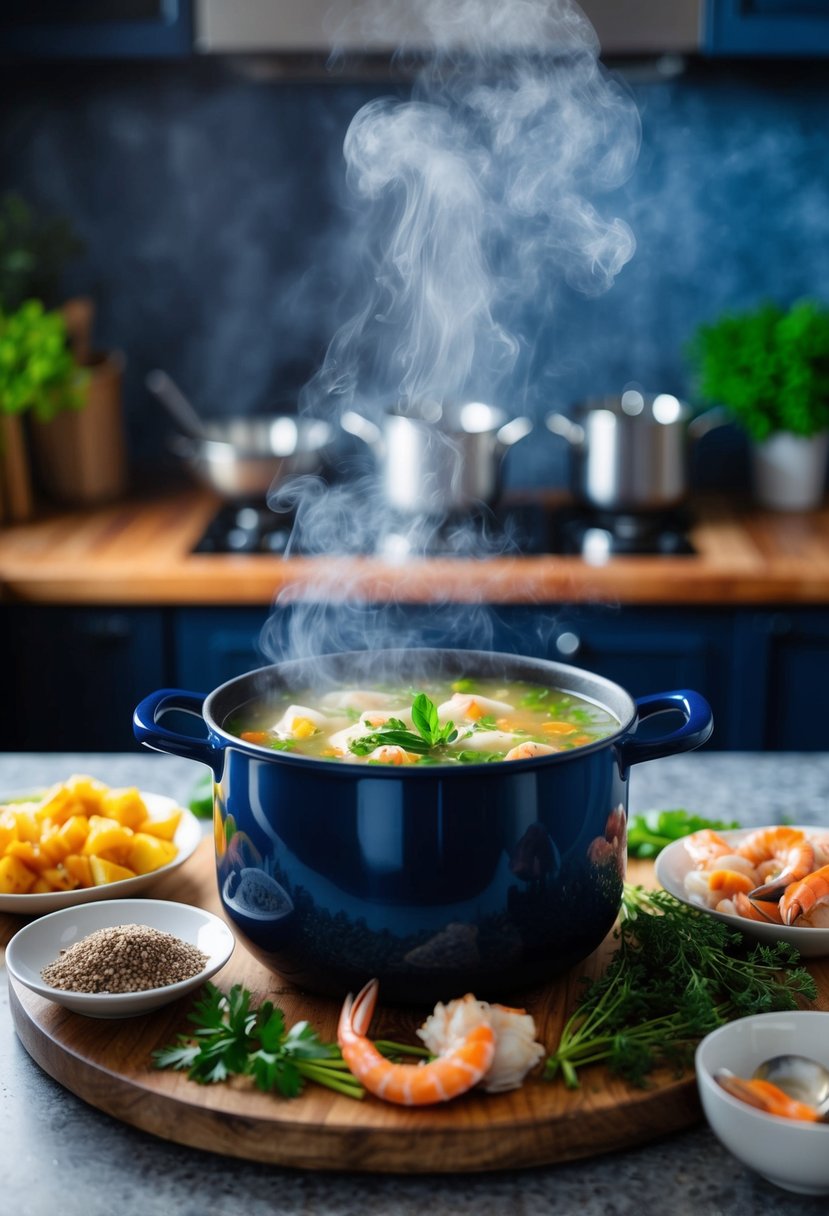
left=193, top=500, right=696, bottom=558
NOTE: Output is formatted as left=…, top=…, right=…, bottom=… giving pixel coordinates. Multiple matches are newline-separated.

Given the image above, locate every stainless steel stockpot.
left=342, top=402, right=532, bottom=515
left=547, top=392, right=725, bottom=513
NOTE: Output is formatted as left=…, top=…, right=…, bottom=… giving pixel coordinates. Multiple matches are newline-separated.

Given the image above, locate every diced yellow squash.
left=0, top=810, right=18, bottom=852
left=40, top=866, right=78, bottom=892
left=88, top=855, right=136, bottom=885
left=31, top=877, right=53, bottom=893
left=63, top=774, right=108, bottom=814
left=126, top=832, right=177, bottom=875
left=5, top=839, right=50, bottom=873
left=12, top=809, right=40, bottom=843
left=64, top=854, right=93, bottom=886
left=58, top=814, right=90, bottom=853
left=38, top=826, right=72, bottom=865
left=101, top=787, right=149, bottom=830
left=291, top=716, right=318, bottom=740
left=82, top=816, right=134, bottom=862
left=35, top=783, right=83, bottom=824
left=0, top=854, right=37, bottom=894
left=137, top=808, right=182, bottom=842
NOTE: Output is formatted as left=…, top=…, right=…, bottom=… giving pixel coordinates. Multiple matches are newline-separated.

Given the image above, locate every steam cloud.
left=262, top=0, right=640, bottom=668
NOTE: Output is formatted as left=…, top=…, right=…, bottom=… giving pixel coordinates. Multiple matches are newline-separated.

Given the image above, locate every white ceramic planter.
left=751, top=430, right=829, bottom=511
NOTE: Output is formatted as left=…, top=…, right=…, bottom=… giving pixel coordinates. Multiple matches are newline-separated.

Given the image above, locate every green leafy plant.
left=0, top=193, right=83, bottom=312
left=0, top=299, right=87, bottom=421
left=687, top=299, right=829, bottom=441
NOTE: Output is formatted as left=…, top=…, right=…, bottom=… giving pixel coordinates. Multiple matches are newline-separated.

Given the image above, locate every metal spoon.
left=752, top=1054, right=829, bottom=1118
left=146, top=369, right=207, bottom=439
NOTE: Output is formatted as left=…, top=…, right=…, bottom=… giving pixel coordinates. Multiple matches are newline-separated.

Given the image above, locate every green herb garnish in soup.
left=229, top=680, right=618, bottom=766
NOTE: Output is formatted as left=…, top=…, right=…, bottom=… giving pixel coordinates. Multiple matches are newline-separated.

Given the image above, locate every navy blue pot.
left=133, top=649, right=713, bottom=1005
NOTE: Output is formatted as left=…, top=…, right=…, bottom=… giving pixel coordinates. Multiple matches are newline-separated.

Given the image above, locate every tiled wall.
left=2, top=56, right=828, bottom=491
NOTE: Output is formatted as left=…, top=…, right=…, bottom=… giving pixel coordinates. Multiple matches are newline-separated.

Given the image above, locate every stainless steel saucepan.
left=546, top=391, right=726, bottom=513
left=147, top=370, right=336, bottom=499
left=342, top=401, right=532, bottom=515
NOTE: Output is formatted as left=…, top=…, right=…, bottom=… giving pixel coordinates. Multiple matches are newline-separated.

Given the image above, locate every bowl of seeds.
left=5, top=898, right=235, bottom=1017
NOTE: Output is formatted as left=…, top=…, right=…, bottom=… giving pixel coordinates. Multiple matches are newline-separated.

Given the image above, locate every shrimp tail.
left=749, top=875, right=797, bottom=902
left=339, top=978, right=378, bottom=1040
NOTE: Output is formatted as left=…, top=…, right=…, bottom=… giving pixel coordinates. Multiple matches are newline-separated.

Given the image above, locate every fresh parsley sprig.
left=545, top=885, right=817, bottom=1090
left=348, top=692, right=458, bottom=758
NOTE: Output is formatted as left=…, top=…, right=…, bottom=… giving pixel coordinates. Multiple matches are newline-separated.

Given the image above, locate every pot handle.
left=616, top=689, right=713, bottom=773
left=133, top=689, right=224, bottom=778
left=545, top=412, right=585, bottom=446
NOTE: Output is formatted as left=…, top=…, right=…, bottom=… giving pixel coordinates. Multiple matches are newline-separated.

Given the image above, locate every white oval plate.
left=655, top=826, right=829, bottom=958
left=0, top=792, right=203, bottom=915
left=6, top=898, right=234, bottom=1018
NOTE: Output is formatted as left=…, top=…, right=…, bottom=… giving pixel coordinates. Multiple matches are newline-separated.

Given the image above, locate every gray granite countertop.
left=3, top=751, right=829, bottom=1216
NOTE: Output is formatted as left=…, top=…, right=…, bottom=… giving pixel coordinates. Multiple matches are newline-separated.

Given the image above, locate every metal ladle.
left=146, top=369, right=208, bottom=439
left=752, top=1054, right=829, bottom=1119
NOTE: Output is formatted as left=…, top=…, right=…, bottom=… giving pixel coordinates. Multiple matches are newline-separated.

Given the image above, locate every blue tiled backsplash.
left=2, top=57, right=828, bottom=493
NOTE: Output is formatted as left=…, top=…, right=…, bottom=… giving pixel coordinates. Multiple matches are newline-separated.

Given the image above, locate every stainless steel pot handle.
left=340, top=410, right=384, bottom=453
left=496, top=416, right=533, bottom=447
left=545, top=413, right=585, bottom=445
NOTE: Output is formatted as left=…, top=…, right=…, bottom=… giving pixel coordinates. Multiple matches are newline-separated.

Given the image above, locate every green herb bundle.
left=545, top=885, right=817, bottom=1090
left=153, top=982, right=427, bottom=1100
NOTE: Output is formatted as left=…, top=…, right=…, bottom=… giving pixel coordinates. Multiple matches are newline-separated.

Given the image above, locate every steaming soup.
left=225, top=678, right=618, bottom=766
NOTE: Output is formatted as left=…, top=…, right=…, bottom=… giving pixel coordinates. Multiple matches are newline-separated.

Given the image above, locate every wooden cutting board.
left=4, top=843, right=828, bottom=1173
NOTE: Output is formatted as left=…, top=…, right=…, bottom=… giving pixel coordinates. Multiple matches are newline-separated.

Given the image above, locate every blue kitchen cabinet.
left=4, top=606, right=169, bottom=751
left=172, top=607, right=274, bottom=691
left=704, top=0, right=829, bottom=56
left=731, top=608, right=829, bottom=750
left=0, top=1, right=193, bottom=58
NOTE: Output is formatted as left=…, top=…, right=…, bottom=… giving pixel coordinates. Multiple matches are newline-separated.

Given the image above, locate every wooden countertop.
left=1, top=487, right=828, bottom=606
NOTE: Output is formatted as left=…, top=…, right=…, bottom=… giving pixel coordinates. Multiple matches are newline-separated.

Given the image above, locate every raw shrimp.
left=338, top=980, right=495, bottom=1106
left=738, top=826, right=816, bottom=900
left=779, top=863, right=829, bottom=926
left=417, top=996, right=545, bottom=1094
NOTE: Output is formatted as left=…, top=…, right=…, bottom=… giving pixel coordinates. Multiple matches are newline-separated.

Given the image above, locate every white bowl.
left=655, top=826, right=829, bottom=958
left=0, top=793, right=203, bottom=915
left=6, top=898, right=235, bottom=1018
left=696, top=1012, right=829, bottom=1195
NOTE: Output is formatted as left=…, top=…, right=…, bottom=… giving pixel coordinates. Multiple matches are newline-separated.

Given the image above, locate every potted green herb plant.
left=0, top=300, right=85, bottom=519
left=688, top=299, right=829, bottom=510
left=0, top=196, right=127, bottom=514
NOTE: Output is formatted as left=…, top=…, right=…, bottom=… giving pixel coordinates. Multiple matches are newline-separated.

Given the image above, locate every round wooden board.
left=5, top=841, right=828, bottom=1173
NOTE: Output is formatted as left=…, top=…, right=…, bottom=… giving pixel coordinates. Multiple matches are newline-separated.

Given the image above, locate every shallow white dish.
left=6, top=898, right=234, bottom=1018
left=654, top=826, right=829, bottom=959
left=0, top=792, right=203, bottom=915
left=696, top=1011, right=829, bottom=1195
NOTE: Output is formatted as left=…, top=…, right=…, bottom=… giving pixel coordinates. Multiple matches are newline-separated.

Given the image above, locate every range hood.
left=195, top=0, right=702, bottom=57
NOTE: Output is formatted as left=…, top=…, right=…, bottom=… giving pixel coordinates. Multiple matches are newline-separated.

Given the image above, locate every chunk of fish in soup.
left=228, top=678, right=619, bottom=765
